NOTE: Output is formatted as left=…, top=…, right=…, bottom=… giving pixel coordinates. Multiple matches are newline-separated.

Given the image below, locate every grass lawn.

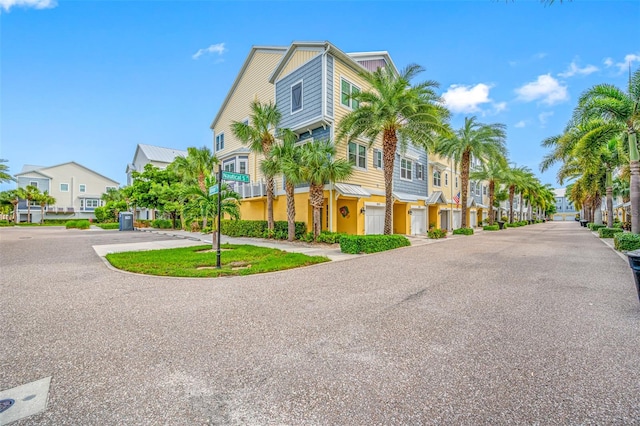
left=105, top=244, right=330, bottom=277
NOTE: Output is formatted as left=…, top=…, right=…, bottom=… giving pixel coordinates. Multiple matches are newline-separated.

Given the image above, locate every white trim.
left=330, top=56, right=335, bottom=119
left=400, top=157, right=413, bottom=181
left=348, top=141, right=367, bottom=170
left=60, top=183, right=69, bottom=192
left=291, top=79, right=304, bottom=115
left=79, top=184, right=86, bottom=193
left=339, top=76, right=360, bottom=110
left=215, top=132, right=225, bottom=152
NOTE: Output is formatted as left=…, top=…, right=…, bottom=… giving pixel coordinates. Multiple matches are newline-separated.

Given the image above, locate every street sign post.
left=209, top=184, right=219, bottom=195
left=221, top=171, right=250, bottom=183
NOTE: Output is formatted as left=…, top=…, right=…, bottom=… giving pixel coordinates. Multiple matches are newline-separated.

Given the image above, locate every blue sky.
left=1, top=0, right=639, bottom=191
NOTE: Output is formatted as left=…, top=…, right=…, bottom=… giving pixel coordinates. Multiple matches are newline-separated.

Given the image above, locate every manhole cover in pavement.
left=0, top=399, right=14, bottom=413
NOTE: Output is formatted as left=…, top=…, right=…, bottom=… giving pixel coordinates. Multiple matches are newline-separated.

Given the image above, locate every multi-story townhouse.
left=552, top=187, right=578, bottom=221
left=14, top=162, right=119, bottom=222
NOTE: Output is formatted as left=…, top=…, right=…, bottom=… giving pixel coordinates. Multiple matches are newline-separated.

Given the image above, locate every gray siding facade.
left=326, top=55, right=334, bottom=118
left=17, top=176, right=50, bottom=193
left=392, top=144, right=428, bottom=197
left=275, top=55, right=323, bottom=131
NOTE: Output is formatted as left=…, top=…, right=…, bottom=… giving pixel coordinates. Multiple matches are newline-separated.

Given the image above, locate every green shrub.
left=220, top=220, right=307, bottom=240
left=598, top=227, right=624, bottom=238
left=615, top=233, right=640, bottom=251
left=589, top=223, right=607, bottom=231
left=505, top=222, right=519, bottom=228
left=340, top=234, right=410, bottom=254
left=65, top=220, right=77, bottom=229
left=453, top=227, right=474, bottom=235
left=65, top=220, right=90, bottom=229
left=428, top=228, right=447, bottom=239
left=613, top=222, right=623, bottom=229
left=483, top=224, right=499, bottom=231
left=518, top=220, right=528, bottom=226
left=151, top=219, right=172, bottom=229
left=316, top=231, right=346, bottom=244
left=0, top=219, right=10, bottom=227
left=96, top=223, right=120, bottom=230
left=43, top=219, right=72, bottom=225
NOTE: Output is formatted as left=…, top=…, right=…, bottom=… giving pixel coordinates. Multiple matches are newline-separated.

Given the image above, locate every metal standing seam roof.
left=138, top=144, right=187, bottom=164
left=334, top=183, right=371, bottom=198
left=393, top=192, right=420, bottom=202
left=426, top=191, right=448, bottom=204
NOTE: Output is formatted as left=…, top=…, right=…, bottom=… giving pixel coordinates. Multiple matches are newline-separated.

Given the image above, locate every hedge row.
left=66, top=220, right=91, bottom=229
left=589, top=223, right=607, bottom=232
left=151, top=219, right=173, bottom=229
left=614, top=233, right=640, bottom=252
left=453, top=227, right=474, bottom=235
left=220, top=220, right=307, bottom=240
left=599, top=227, right=624, bottom=239
left=96, top=223, right=120, bottom=230
left=483, top=225, right=499, bottom=231
left=340, top=234, right=410, bottom=254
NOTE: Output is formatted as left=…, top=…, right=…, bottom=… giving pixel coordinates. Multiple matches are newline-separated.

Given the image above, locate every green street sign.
left=222, top=171, right=250, bottom=183
left=209, top=184, right=219, bottom=195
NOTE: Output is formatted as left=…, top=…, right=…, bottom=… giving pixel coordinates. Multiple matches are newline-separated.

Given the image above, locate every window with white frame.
left=291, top=81, right=303, bottom=113
left=445, top=173, right=449, bottom=186
left=79, top=184, right=86, bottom=193
left=238, top=157, right=248, bottom=175
left=401, top=158, right=413, bottom=180
left=60, top=183, right=69, bottom=192
left=373, top=149, right=382, bottom=169
left=29, top=181, right=38, bottom=188
left=416, top=163, right=424, bottom=180
left=81, top=198, right=100, bottom=210
left=223, top=160, right=235, bottom=172
left=433, top=170, right=441, bottom=187
left=348, top=141, right=367, bottom=169
left=341, top=78, right=360, bottom=109
left=215, top=133, right=224, bottom=151
left=483, top=186, right=487, bottom=195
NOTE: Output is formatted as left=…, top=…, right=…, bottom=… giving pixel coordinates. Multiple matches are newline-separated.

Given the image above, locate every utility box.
left=119, top=212, right=134, bottom=231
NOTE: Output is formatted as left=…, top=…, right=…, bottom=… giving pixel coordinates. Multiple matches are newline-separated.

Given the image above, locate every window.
left=223, top=160, right=235, bottom=172
left=60, top=183, right=69, bottom=192
left=106, top=186, right=116, bottom=192
left=433, top=171, right=441, bottom=187
left=455, top=176, right=458, bottom=188
left=341, top=78, right=360, bottom=109
left=239, top=158, right=248, bottom=175
left=291, top=81, right=303, bottom=113
left=416, top=163, right=424, bottom=180
left=215, top=133, right=225, bottom=151
left=81, top=198, right=100, bottom=211
left=373, top=149, right=382, bottom=169
left=401, top=158, right=413, bottom=180
left=79, top=184, right=86, bottom=193
left=348, top=141, right=367, bottom=169
left=483, top=186, right=487, bottom=195
left=29, top=181, right=38, bottom=188
left=445, top=173, right=449, bottom=186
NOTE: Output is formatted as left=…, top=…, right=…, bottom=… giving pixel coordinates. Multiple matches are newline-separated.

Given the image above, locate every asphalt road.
left=1, top=222, right=639, bottom=425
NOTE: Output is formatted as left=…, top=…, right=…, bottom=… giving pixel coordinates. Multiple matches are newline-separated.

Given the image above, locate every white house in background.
left=126, top=143, right=187, bottom=220
left=14, top=162, right=119, bottom=223
left=553, top=187, right=578, bottom=221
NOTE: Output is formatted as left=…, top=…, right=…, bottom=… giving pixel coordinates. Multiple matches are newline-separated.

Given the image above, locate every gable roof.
left=136, top=144, right=187, bottom=164
left=210, top=45, right=288, bottom=130
left=15, top=161, right=119, bottom=185
left=268, top=41, right=398, bottom=84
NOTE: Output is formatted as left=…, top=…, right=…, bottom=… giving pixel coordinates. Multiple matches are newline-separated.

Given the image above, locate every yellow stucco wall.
left=336, top=198, right=358, bottom=235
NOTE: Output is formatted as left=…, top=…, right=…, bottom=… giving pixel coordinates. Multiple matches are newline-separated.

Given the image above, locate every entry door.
left=453, top=211, right=461, bottom=229
left=440, top=210, right=449, bottom=230
left=470, top=212, right=477, bottom=228
left=365, top=206, right=385, bottom=234
left=411, top=209, right=426, bottom=235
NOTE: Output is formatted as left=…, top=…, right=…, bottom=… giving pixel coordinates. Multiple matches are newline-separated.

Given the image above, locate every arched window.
left=433, top=170, right=441, bottom=187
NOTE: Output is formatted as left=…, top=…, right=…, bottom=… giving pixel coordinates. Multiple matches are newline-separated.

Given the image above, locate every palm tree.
left=337, top=64, right=451, bottom=235
left=516, top=170, right=537, bottom=222
left=183, top=175, right=241, bottom=249
left=501, top=165, right=531, bottom=223
left=435, top=116, right=507, bottom=228
left=170, top=146, right=218, bottom=229
left=37, top=191, right=56, bottom=225
left=22, top=185, right=41, bottom=223
left=261, top=130, right=302, bottom=241
left=298, top=140, right=353, bottom=239
left=0, top=159, right=14, bottom=184
left=574, top=68, right=639, bottom=232
left=231, top=101, right=282, bottom=231
left=470, top=157, right=508, bottom=225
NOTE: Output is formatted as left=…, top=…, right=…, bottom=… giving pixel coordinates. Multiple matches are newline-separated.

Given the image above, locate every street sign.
left=221, top=171, right=250, bottom=183
left=209, top=184, right=219, bottom=195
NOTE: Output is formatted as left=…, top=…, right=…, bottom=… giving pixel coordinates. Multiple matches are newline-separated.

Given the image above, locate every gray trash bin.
left=119, top=212, right=134, bottom=231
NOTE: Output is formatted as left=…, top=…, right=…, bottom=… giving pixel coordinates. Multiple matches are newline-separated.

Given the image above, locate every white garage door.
left=365, top=206, right=385, bottom=235
left=553, top=214, right=563, bottom=221
left=453, top=211, right=461, bottom=230
left=411, top=209, right=426, bottom=235
left=469, top=211, right=477, bottom=228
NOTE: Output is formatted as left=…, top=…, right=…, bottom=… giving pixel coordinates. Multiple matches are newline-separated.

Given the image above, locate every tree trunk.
left=286, top=181, right=295, bottom=241
left=606, top=170, right=614, bottom=228
left=629, top=128, right=639, bottom=234
left=509, top=186, right=515, bottom=223
left=488, top=181, right=495, bottom=225
left=460, top=151, right=470, bottom=228
left=40, top=205, right=45, bottom=225
left=266, top=176, right=275, bottom=231
left=27, top=200, right=31, bottom=223
left=519, top=193, right=524, bottom=222
left=12, top=200, right=18, bottom=223
left=382, top=128, right=398, bottom=235
left=310, top=183, right=324, bottom=239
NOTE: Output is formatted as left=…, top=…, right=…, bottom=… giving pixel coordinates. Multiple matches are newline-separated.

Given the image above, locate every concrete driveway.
left=1, top=222, right=639, bottom=424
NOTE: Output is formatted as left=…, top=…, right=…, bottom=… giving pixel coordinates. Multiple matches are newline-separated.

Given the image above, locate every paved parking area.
left=1, top=223, right=639, bottom=424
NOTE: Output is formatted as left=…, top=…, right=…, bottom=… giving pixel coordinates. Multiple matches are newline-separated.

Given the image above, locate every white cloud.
left=604, top=57, right=614, bottom=68
left=192, top=42, right=227, bottom=60
left=515, top=74, right=568, bottom=105
left=558, top=61, right=598, bottom=78
left=492, top=102, right=507, bottom=113
left=538, top=111, right=554, bottom=126
left=442, top=83, right=493, bottom=114
left=0, top=0, right=56, bottom=12
left=514, top=120, right=527, bottom=128
left=616, top=53, right=640, bottom=73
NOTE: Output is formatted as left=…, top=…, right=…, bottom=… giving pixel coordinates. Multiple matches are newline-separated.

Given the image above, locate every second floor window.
left=215, top=133, right=224, bottom=151
left=79, top=184, right=86, bottom=193
left=416, top=163, right=424, bottom=180
left=401, top=158, right=413, bottom=180
left=373, top=149, right=382, bottom=169
left=433, top=171, right=441, bottom=187
left=291, top=81, right=303, bottom=113
left=348, top=141, right=367, bottom=169
left=341, top=78, right=360, bottom=109
left=445, top=173, right=449, bottom=186
left=60, top=183, right=69, bottom=192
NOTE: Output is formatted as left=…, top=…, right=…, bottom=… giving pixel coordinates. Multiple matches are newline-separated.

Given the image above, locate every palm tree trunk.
left=606, top=170, right=614, bottom=228
left=27, top=201, right=31, bottom=223
left=286, top=181, right=295, bottom=241
left=460, top=151, right=470, bottom=228
left=266, top=177, right=275, bottom=231
left=40, top=205, right=45, bottom=225
left=509, top=187, right=515, bottom=223
left=310, top=184, right=323, bottom=239
left=519, top=193, right=524, bottom=222
left=382, top=129, right=398, bottom=235
left=12, top=200, right=18, bottom=223
left=488, top=181, right=495, bottom=225
left=629, top=128, right=639, bottom=234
